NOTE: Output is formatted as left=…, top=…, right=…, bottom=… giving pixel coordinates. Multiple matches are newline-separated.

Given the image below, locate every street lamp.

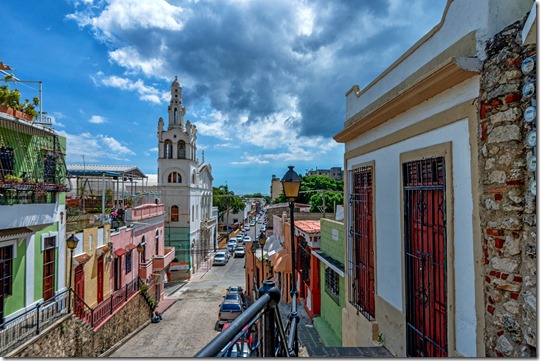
left=258, top=231, right=267, bottom=286
left=66, top=233, right=80, bottom=313
left=250, top=241, right=259, bottom=298
left=281, top=165, right=301, bottom=356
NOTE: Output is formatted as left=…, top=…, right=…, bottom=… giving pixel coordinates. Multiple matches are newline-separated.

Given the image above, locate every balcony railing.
left=195, top=280, right=299, bottom=357
left=152, top=246, right=175, bottom=271
left=0, top=289, right=69, bottom=355
left=71, top=278, right=140, bottom=329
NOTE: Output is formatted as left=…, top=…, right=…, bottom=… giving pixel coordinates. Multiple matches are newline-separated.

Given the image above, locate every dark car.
left=218, top=299, right=243, bottom=327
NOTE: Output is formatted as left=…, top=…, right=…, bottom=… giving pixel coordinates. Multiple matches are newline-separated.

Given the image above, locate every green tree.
left=0, top=76, right=39, bottom=119
left=213, top=185, right=245, bottom=221
left=272, top=174, right=343, bottom=213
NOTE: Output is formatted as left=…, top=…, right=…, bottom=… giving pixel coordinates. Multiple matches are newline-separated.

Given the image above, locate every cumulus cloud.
left=67, top=0, right=446, bottom=163
left=58, top=130, right=135, bottom=162
left=89, top=115, right=106, bottom=124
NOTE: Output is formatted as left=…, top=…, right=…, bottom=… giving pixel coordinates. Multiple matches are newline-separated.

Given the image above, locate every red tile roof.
left=294, top=220, right=320, bottom=234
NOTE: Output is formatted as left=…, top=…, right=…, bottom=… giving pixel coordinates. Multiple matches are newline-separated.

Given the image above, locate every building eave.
left=334, top=56, right=481, bottom=143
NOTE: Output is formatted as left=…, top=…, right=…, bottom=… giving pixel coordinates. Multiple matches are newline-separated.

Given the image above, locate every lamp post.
left=250, top=241, right=258, bottom=299
left=66, top=233, right=80, bottom=313
left=281, top=165, right=301, bottom=356
left=258, top=231, right=267, bottom=286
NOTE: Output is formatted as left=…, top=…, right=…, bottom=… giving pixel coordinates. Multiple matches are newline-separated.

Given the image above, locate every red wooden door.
left=43, top=248, right=55, bottom=300
left=97, top=256, right=104, bottom=303
left=74, top=266, right=85, bottom=317
left=403, top=158, right=447, bottom=357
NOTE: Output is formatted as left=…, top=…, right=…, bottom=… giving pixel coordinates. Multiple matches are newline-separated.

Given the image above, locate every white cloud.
left=58, top=131, right=136, bottom=163
left=68, top=0, right=191, bottom=39
left=92, top=73, right=168, bottom=104
left=89, top=115, right=106, bottom=124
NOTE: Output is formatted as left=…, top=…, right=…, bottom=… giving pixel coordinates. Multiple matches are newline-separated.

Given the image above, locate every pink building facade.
left=110, top=204, right=174, bottom=302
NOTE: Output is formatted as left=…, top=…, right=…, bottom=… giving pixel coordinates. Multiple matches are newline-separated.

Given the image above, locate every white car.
left=213, top=253, right=227, bottom=266
left=244, top=225, right=250, bottom=231
left=215, top=250, right=230, bottom=263
left=234, top=246, right=245, bottom=258
left=243, top=236, right=251, bottom=243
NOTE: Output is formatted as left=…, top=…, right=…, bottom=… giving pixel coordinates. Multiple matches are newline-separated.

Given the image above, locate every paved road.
left=109, top=252, right=247, bottom=357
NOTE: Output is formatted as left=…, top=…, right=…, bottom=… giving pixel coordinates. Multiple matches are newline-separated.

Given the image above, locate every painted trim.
left=345, top=102, right=470, bottom=160
left=40, top=232, right=59, bottom=251
left=313, top=251, right=345, bottom=277
left=335, top=55, right=480, bottom=143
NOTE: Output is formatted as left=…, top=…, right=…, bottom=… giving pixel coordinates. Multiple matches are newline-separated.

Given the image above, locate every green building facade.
left=313, top=218, right=345, bottom=346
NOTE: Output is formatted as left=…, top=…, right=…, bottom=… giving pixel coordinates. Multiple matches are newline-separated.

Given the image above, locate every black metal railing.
left=0, top=288, right=69, bottom=355
left=195, top=280, right=299, bottom=358
left=71, top=278, right=140, bottom=329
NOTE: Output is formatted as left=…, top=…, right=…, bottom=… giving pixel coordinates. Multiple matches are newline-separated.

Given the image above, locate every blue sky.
left=0, top=0, right=446, bottom=195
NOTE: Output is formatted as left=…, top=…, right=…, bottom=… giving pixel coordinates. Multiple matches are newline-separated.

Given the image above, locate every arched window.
left=168, top=172, right=182, bottom=183
left=178, top=140, right=186, bottom=159
left=192, top=205, right=195, bottom=222
left=171, top=205, right=179, bottom=222
left=140, top=236, right=146, bottom=263
left=164, top=140, right=173, bottom=159
left=174, top=108, right=178, bottom=124
left=192, top=172, right=196, bottom=184
left=155, top=230, right=160, bottom=255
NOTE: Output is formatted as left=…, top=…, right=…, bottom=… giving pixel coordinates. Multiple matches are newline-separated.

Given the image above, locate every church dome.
left=171, top=76, right=181, bottom=88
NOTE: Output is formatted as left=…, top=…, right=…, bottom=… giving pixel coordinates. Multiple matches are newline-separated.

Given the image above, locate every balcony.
left=127, top=204, right=164, bottom=222
left=0, top=201, right=57, bottom=230
left=152, top=246, right=175, bottom=271
left=139, top=259, right=153, bottom=280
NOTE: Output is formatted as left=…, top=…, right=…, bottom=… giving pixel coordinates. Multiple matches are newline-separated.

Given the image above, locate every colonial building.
left=0, top=98, right=69, bottom=354
left=157, top=76, right=217, bottom=277
left=334, top=0, right=536, bottom=357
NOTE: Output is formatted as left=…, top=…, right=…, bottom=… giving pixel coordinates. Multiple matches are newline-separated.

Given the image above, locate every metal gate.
left=403, top=157, right=447, bottom=357
left=348, top=166, right=375, bottom=320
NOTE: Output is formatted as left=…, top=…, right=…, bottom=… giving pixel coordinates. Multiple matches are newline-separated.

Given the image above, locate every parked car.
left=234, top=246, right=245, bottom=258
left=216, top=250, right=230, bottom=262
left=243, top=236, right=251, bottom=243
left=244, top=225, right=250, bottom=231
left=218, top=299, right=243, bottom=328
left=213, top=253, right=227, bottom=266
left=227, top=243, right=236, bottom=253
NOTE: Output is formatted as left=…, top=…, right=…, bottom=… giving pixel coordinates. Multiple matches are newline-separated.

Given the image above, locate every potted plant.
left=0, top=76, right=39, bottom=121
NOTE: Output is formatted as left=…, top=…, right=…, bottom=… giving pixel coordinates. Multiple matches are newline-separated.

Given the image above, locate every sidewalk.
left=278, top=299, right=392, bottom=358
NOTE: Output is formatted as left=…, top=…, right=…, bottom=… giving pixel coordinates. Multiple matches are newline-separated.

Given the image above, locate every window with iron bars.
left=298, top=237, right=310, bottom=286
left=325, top=267, right=340, bottom=303
left=348, top=166, right=375, bottom=320
left=0, top=245, right=13, bottom=297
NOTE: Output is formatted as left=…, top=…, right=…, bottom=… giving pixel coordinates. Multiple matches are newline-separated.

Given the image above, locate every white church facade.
left=157, top=76, right=217, bottom=277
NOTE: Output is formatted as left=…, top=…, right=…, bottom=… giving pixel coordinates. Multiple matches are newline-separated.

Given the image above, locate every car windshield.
left=215, top=255, right=225, bottom=259
left=221, top=303, right=241, bottom=311
left=236, top=247, right=244, bottom=251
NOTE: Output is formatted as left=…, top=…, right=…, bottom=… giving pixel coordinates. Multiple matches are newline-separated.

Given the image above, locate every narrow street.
left=108, top=249, right=247, bottom=357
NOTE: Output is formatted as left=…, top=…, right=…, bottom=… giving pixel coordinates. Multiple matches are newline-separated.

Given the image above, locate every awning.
left=0, top=227, right=34, bottom=241
left=74, top=253, right=91, bottom=267
left=313, top=250, right=345, bottom=277
left=126, top=244, right=137, bottom=251
left=114, top=249, right=126, bottom=257
left=271, top=249, right=287, bottom=266
left=274, top=253, right=292, bottom=273
left=96, top=245, right=110, bottom=257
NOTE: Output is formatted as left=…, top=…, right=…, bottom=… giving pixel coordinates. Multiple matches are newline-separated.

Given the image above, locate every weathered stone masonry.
left=478, top=15, right=536, bottom=358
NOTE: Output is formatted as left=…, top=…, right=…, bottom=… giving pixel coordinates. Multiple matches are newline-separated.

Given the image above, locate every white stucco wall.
left=348, top=119, right=476, bottom=356
left=346, top=0, right=533, bottom=119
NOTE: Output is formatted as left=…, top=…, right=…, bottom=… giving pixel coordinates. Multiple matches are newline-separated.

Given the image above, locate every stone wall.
left=8, top=293, right=151, bottom=357
left=478, top=15, right=536, bottom=357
